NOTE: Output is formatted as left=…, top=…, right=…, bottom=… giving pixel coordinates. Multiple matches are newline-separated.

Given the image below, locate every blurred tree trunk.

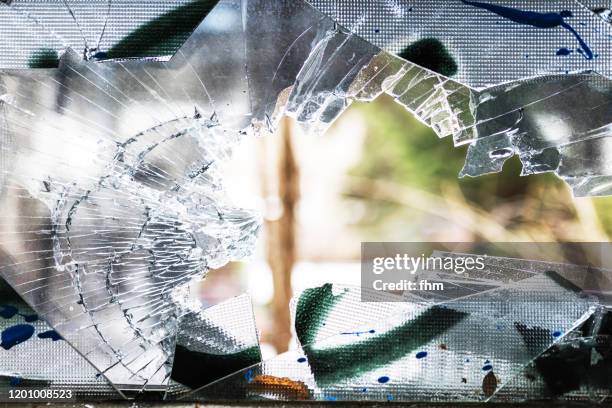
left=265, top=116, right=299, bottom=353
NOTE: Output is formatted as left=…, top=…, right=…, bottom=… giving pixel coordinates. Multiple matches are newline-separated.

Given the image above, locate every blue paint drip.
left=244, top=369, right=254, bottom=383
left=562, top=23, right=595, bottom=59
left=378, top=376, right=390, bottom=383
left=37, top=330, right=62, bottom=341
left=461, top=1, right=594, bottom=60
left=387, top=394, right=394, bottom=401
left=325, top=396, right=337, bottom=401
left=1, top=324, right=35, bottom=350
left=552, top=330, right=562, bottom=337
left=483, top=364, right=493, bottom=371
left=416, top=351, right=428, bottom=359
left=0, top=305, right=18, bottom=319
left=297, top=357, right=307, bottom=363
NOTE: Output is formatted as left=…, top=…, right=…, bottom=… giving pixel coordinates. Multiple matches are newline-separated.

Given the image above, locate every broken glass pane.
left=0, top=0, right=261, bottom=394
left=188, top=273, right=596, bottom=402
left=1, top=0, right=612, bottom=402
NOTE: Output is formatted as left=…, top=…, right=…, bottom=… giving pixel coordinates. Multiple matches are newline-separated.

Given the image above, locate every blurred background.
left=198, top=94, right=612, bottom=359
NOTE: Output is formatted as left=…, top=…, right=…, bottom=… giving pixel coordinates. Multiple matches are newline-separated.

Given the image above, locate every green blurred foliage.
left=345, top=95, right=612, bottom=239
left=594, top=200, right=612, bottom=237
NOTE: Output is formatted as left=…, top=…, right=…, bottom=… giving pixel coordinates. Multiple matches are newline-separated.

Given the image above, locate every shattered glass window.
left=0, top=0, right=611, bottom=404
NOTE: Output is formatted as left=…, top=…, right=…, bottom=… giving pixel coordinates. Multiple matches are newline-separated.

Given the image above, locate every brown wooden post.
left=265, top=116, right=299, bottom=353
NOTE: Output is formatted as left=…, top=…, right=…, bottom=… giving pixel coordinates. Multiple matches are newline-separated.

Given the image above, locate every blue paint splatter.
left=556, top=47, right=573, bottom=56
left=341, top=329, right=375, bottom=337
left=416, top=351, right=428, bottom=359
left=483, top=364, right=493, bottom=371
left=297, top=357, right=307, bottom=363
left=325, top=396, right=337, bottom=401
left=387, top=394, right=394, bottom=401
left=1, top=324, right=35, bottom=350
left=362, top=388, right=367, bottom=393
left=552, top=330, right=562, bottom=337
left=461, top=1, right=594, bottom=60
left=244, top=369, right=254, bottom=382
left=0, top=305, right=18, bottom=319
left=37, top=330, right=62, bottom=341
left=0, top=306, right=37, bottom=322
left=378, top=376, right=390, bottom=383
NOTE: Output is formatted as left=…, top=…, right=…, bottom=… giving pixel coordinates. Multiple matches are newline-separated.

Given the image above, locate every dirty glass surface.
left=310, top=0, right=612, bottom=87
left=0, top=0, right=261, bottom=395
left=187, top=276, right=597, bottom=402
left=0, top=0, right=611, bottom=403
left=0, top=0, right=218, bottom=67
left=0, top=275, right=121, bottom=399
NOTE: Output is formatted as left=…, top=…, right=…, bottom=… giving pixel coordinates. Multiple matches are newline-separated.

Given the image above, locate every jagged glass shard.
left=494, top=306, right=612, bottom=402
left=309, top=0, right=612, bottom=88
left=187, top=274, right=596, bottom=402
left=0, top=276, right=120, bottom=399
left=0, top=0, right=218, bottom=67
left=459, top=73, right=612, bottom=196
left=167, top=294, right=261, bottom=397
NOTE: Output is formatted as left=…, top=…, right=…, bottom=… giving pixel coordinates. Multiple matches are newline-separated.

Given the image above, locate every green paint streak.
left=398, top=38, right=458, bottom=77
left=295, top=284, right=345, bottom=346
left=27, top=0, right=218, bottom=67
left=304, top=306, right=467, bottom=385
left=27, top=48, right=59, bottom=68
left=171, top=344, right=261, bottom=389
left=105, top=0, right=218, bottom=59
